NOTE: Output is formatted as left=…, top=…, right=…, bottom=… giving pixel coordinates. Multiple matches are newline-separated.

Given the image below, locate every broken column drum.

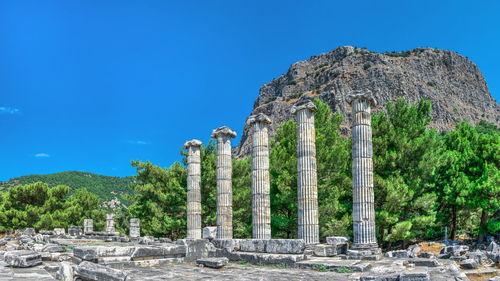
left=347, top=91, right=378, bottom=250
left=247, top=113, right=272, bottom=239
left=129, top=218, right=140, bottom=238
left=84, top=219, right=93, bottom=234
left=211, top=126, right=237, bottom=239
left=106, top=214, right=115, bottom=233
left=291, top=100, right=319, bottom=244
left=184, top=139, right=203, bottom=239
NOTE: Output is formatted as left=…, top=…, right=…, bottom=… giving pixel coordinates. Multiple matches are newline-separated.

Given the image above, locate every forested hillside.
left=0, top=171, right=135, bottom=201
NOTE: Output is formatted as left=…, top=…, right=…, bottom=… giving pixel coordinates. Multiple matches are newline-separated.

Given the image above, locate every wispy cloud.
left=0, top=106, right=20, bottom=115
left=126, top=140, right=149, bottom=145
left=34, top=153, right=50, bottom=158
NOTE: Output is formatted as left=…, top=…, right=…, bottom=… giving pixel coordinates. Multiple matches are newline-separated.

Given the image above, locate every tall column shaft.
left=84, top=219, right=93, bottom=234
left=184, top=140, right=202, bottom=239
left=212, top=126, right=236, bottom=239
left=348, top=91, right=378, bottom=249
left=248, top=113, right=272, bottom=239
left=129, top=218, right=140, bottom=238
left=106, top=213, right=115, bottom=233
left=292, top=101, right=319, bottom=244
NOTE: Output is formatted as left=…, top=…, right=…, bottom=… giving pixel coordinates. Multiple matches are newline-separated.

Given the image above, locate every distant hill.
left=0, top=171, right=136, bottom=203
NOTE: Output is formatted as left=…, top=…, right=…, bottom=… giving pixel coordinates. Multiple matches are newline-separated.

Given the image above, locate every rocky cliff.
left=236, top=46, right=500, bottom=156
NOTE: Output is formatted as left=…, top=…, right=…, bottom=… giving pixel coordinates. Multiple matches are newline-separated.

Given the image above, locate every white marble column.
left=84, top=219, right=93, bottom=234
left=247, top=113, right=272, bottom=239
left=106, top=213, right=115, bottom=233
left=129, top=218, right=140, bottom=238
left=291, top=100, right=319, bottom=244
left=211, top=126, right=237, bottom=239
left=347, top=90, right=378, bottom=250
left=184, top=139, right=203, bottom=239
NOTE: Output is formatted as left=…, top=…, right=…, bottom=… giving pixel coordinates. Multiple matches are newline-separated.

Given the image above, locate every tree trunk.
left=451, top=205, right=457, bottom=240
left=478, top=209, right=488, bottom=242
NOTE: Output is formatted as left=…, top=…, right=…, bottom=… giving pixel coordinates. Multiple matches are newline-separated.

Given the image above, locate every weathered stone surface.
left=266, top=239, right=305, bottom=254
left=73, top=246, right=136, bottom=261
left=406, top=244, right=421, bottom=258
left=385, top=250, right=409, bottom=259
left=203, top=227, right=217, bottom=240
left=226, top=251, right=306, bottom=266
left=399, top=271, right=430, bottom=281
left=460, top=258, right=478, bottom=269
left=185, top=139, right=202, bottom=239
left=417, top=252, right=435, bottom=259
left=313, top=244, right=337, bottom=257
left=106, top=213, right=116, bottom=233
left=4, top=251, right=42, bottom=268
left=131, top=245, right=186, bottom=259
left=486, top=241, right=500, bottom=263
left=129, top=218, right=140, bottom=238
left=68, top=226, right=83, bottom=236
left=75, top=261, right=127, bottom=281
left=212, top=239, right=241, bottom=253
left=326, top=236, right=349, bottom=245
left=56, top=261, right=74, bottom=281
left=54, top=228, right=66, bottom=235
left=23, top=228, right=36, bottom=235
left=196, top=257, right=229, bottom=268
left=84, top=219, right=94, bottom=234
left=175, top=239, right=216, bottom=262
left=239, top=239, right=267, bottom=253
left=42, top=244, right=65, bottom=253
left=407, top=258, right=440, bottom=267
left=440, top=245, right=469, bottom=256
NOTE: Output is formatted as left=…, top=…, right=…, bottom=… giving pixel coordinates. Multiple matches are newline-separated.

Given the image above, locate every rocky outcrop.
left=237, top=46, right=499, bottom=156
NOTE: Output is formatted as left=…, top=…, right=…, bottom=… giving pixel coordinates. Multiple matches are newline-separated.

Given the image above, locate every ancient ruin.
left=247, top=113, right=272, bottom=239
left=184, top=139, right=203, bottom=239
left=291, top=100, right=320, bottom=244
left=211, top=126, right=237, bottom=240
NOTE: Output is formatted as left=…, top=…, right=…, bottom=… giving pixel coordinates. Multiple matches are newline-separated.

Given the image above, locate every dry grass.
left=417, top=242, right=444, bottom=255
left=466, top=272, right=498, bottom=281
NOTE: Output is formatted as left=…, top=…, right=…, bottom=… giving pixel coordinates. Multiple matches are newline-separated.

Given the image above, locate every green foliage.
left=0, top=171, right=134, bottom=203
left=333, top=267, right=354, bottom=273
left=427, top=81, right=436, bottom=87
left=363, top=63, right=371, bottom=70
left=0, top=182, right=104, bottom=232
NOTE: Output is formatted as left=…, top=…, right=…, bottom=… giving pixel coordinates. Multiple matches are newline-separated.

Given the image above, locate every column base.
left=344, top=244, right=382, bottom=260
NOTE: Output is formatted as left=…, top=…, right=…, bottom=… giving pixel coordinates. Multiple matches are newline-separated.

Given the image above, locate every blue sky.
left=1, top=0, right=499, bottom=181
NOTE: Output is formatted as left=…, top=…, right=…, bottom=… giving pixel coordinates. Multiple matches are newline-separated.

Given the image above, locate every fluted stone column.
left=247, top=113, right=272, bottom=239
left=129, top=218, right=140, bottom=238
left=106, top=213, right=115, bottom=233
left=211, top=126, right=236, bottom=239
left=291, top=100, right=319, bottom=244
left=84, top=219, right=93, bottom=234
left=347, top=91, right=378, bottom=250
left=184, top=139, right=203, bottom=239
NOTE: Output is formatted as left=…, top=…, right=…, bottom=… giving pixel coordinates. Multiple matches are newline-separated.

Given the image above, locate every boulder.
left=239, top=239, right=267, bottom=253
left=486, top=241, right=500, bottom=263
left=54, top=228, right=66, bottom=235
left=313, top=244, right=337, bottom=257
left=56, top=261, right=74, bottom=281
left=460, top=258, right=479, bottom=269
left=203, top=227, right=217, bottom=239
left=468, top=250, right=489, bottom=264
left=407, top=244, right=421, bottom=258
left=385, top=250, right=410, bottom=258
left=75, top=261, right=127, bottom=281
left=196, top=257, right=229, bottom=268
left=266, top=239, right=305, bottom=254
left=4, top=250, right=42, bottom=268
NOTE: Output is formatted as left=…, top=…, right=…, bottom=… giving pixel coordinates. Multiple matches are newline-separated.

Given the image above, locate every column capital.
left=291, top=100, right=316, bottom=115
left=346, top=90, right=377, bottom=106
left=246, top=113, right=272, bottom=127
left=184, top=139, right=202, bottom=149
left=211, top=126, right=237, bottom=138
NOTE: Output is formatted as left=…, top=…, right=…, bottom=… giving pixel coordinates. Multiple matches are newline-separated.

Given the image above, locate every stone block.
left=131, top=245, right=186, bottom=259
left=4, top=250, right=42, bottom=268
left=75, top=261, right=127, bottom=281
left=175, top=239, right=216, bottom=262
left=326, top=236, right=349, bottom=245
left=417, top=252, right=435, bottom=259
left=203, top=227, right=217, bottom=239
left=196, top=257, right=229, bottom=268
left=56, top=261, right=74, bottom=281
left=23, top=228, right=36, bottom=235
left=399, top=271, right=430, bottom=281
left=54, top=228, right=66, bottom=235
left=312, top=244, right=337, bottom=257
left=440, top=245, right=469, bottom=256
left=68, top=226, right=83, bottom=236
left=266, top=239, right=305, bottom=254
left=460, top=258, right=478, bottom=269
left=407, top=258, right=440, bottom=267
left=73, top=246, right=136, bottom=261
left=226, top=251, right=306, bottom=266
left=406, top=244, right=421, bottom=258
left=212, top=239, right=241, bottom=252
left=42, top=243, right=65, bottom=253
left=385, top=250, right=410, bottom=258
left=239, top=239, right=267, bottom=253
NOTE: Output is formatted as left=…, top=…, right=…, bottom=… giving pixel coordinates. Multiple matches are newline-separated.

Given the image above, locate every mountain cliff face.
left=236, top=46, right=500, bottom=156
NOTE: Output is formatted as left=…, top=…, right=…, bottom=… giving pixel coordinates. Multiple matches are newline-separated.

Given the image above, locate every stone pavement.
left=0, top=261, right=55, bottom=281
